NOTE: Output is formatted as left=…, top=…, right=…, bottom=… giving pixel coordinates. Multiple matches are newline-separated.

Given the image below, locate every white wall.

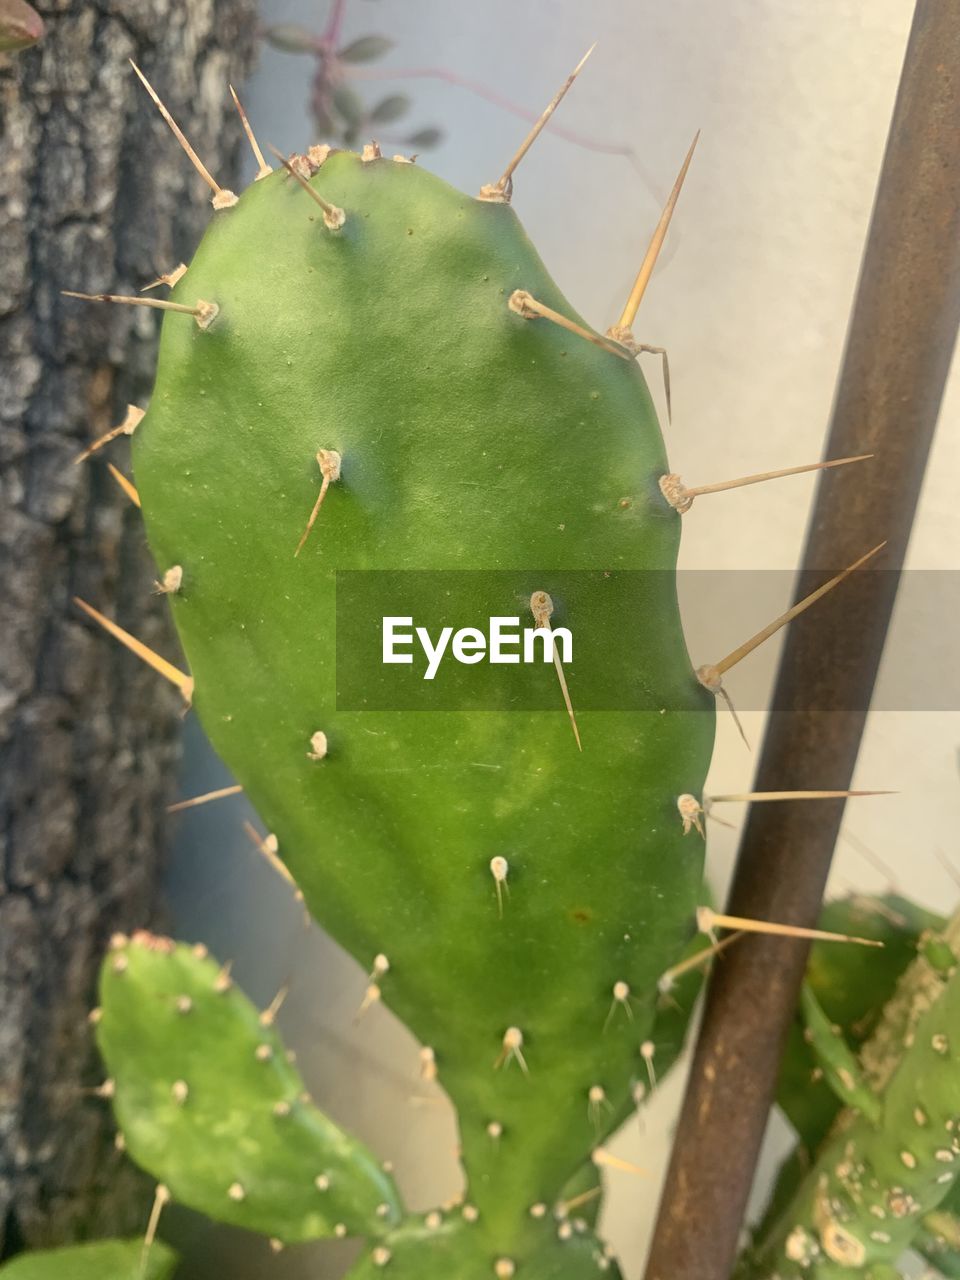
left=166, top=3, right=960, bottom=1275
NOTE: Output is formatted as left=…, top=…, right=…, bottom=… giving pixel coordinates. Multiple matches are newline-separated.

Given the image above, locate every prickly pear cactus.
left=0, top=1239, right=177, bottom=1280
left=127, top=144, right=712, bottom=1276
left=739, top=898, right=960, bottom=1279
left=28, top=58, right=724, bottom=1271
left=6, top=55, right=952, bottom=1280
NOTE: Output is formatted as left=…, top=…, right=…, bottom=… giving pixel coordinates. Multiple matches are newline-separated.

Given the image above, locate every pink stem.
left=321, top=0, right=348, bottom=49
left=347, top=64, right=662, bottom=194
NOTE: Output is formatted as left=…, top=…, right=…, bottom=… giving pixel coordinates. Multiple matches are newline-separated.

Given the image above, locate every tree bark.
left=0, top=0, right=255, bottom=1254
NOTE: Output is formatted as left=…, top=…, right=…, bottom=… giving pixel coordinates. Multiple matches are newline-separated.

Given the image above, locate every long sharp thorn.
left=230, top=85, right=272, bottom=179
left=61, top=291, right=218, bottom=330
left=659, top=347, right=671, bottom=422
left=591, top=1148, right=651, bottom=1178
left=107, top=463, right=141, bottom=508
left=295, top=477, right=330, bottom=557
left=717, top=684, right=750, bottom=749
left=74, top=405, right=145, bottom=464
left=267, top=145, right=345, bottom=228
left=129, top=61, right=237, bottom=208
left=509, top=290, right=630, bottom=360
left=697, top=906, right=883, bottom=948
left=936, top=849, right=960, bottom=892
left=698, top=542, right=886, bottom=684
left=479, top=44, right=596, bottom=202
left=708, top=789, right=894, bottom=804
left=73, top=598, right=193, bottom=701
left=531, top=591, right=582, bottom=751
left=658, top=931, right=744, bottom=991
left=558, top=1186, right=603, bottom=1215
left=615, top=131, right=699, bottom=332
left=839, top=829, right=900, bottom=885
left=552, top=649, right=582, bottom=751
left=139, top=1184, right=171, bottom=1279
left=661, top=454, right=874, bottom=512
left=167, top=784, right=243, bottom=813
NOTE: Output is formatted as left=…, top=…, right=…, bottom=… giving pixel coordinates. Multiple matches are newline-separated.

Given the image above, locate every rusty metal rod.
left=644, top=4, right=960, bottom=1278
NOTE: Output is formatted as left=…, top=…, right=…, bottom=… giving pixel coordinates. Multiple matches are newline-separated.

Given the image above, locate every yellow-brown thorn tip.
left=74, top=404, right=145, bottom=464
left=107, top=463, right=141, bottom=508
left=615, top=131, right=699, bottom=332
left=658, top=931, right=745, bottom=992
left=129, top=61, right=237, bottom=208
left=167, top=784, right=244, bottom=813
left=590, top=1148, right=651, bottom=1178
left=230, top=85, right=272, bottom=180
left=73, top=598, right=193, bottom=703
left=660, top=454, right=874, bottom=513
left=268, top=145, right=345, bottom=229
left=707, top=789, right=894, bottom=805
left=509, top=290, right=630, bottom=360
left=697, top=906, right=884, bottom=948
left=697, top=542, right=886, bottom=686
left=141, top=263, right=188, bottom=292
left=478, top=43, right=596, bottom=203
left=61, top=291, right=218, bottom=330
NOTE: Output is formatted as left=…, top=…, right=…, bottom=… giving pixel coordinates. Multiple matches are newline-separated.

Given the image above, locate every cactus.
left=3, top=52, right=928, bottom=1280
left=40, top=57, right=725, bottom=1279
left=95, top=931, right=401, bottom=1240
left=0, top=1240, right=177, bottom=1280
left=738, top=898, right=960, bottom=1278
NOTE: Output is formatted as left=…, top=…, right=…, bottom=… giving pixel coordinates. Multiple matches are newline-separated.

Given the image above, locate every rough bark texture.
left=0, top=0, right=255, bottom=1255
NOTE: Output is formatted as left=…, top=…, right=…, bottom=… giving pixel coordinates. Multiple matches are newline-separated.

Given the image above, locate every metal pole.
left=644, top=4, right=960, bottom=1278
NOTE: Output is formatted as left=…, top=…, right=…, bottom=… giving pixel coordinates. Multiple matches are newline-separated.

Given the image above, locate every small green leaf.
left=262, top=24, right=319, bottom=54
left=0, top=0, right=43, bottom=52
left=369, top=95, right=411, bottom=125
left=333, top=85, right=366, bottom=126
left=0, top=1239, right=177, bottom=1280
left=405, top=128, right=444, bottom=150
left=337, top=35, right=394, bottom=63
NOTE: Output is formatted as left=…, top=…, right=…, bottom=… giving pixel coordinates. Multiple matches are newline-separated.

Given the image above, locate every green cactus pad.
left=0, top=1240, right=177, bottom=1280
left=124, top=145, right=714, bottom=1262
left=777, top=895, right=944, bottom=1157
left=799, top=983, right=880, bottom=1123
left=745, top=912, right=960, bottom=1277
left=343, top=1214, right=621, bottom=1280
left=96, top=932, right=401, bottom=1242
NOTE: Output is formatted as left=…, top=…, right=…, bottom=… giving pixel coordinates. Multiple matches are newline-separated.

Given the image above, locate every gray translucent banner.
left=333, top=570, right=958, bottom=711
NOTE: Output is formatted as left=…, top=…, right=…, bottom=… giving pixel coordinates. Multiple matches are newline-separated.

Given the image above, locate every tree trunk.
left=0, top=0, right=255, bottom=1254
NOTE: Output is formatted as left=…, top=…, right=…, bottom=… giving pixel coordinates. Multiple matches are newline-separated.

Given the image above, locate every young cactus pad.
left=0, top=1240, right=177, bottom=1280
left=95, top=932, right=401, bottom=1241
left=80, top=137, right=716, bottom=1273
